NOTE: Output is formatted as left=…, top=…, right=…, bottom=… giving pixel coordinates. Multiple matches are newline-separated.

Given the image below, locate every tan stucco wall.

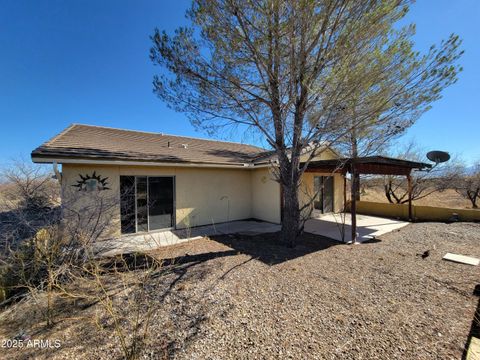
left=351, top=201, right=480, bottom=222
left=61, top=164, right=122, bottom=238
left=298, top=147, right=344, bottom=217
left=60, top=146, right=344, bottom=238
left=61, top=164, right=253, bottom=237
left=251, top=168, right=281, bottom=223
left=300, top=147, right=339, bottom=162
left=299, top=172, right=344, bottom=216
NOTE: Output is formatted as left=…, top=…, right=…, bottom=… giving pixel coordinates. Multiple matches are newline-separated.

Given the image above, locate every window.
left=120, top=176, right=175, bottom=234
left=148, top=177, right=174, bottom=230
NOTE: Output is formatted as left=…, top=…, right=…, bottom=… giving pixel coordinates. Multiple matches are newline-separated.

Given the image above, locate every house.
left=31, top=124, right=345, bottom=241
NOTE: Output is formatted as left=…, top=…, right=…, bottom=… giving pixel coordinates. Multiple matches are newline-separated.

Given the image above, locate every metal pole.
left=350, top=166, right=357, bottom=244
left=407, top=173, right=413, bottom=221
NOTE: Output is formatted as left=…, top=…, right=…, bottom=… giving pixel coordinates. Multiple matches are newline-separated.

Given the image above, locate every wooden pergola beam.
left=354, top=164, right=411, bottom=176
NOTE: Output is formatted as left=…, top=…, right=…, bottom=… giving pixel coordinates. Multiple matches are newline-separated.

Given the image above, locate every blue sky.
left=0, top=0, right=478, bottom=166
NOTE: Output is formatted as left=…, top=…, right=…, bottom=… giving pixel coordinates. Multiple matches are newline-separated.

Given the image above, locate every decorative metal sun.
left=72, top=171, right=110, bottom=192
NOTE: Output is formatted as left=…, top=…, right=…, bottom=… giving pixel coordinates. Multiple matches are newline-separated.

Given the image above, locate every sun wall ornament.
left=72, top=171, right=110, bottom=192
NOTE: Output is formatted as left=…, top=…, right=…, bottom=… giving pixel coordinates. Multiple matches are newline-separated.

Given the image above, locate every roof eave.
left=31, top=153, right=270, bottom=169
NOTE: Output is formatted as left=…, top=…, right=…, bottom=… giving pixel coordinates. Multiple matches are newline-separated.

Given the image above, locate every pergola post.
left=350, top=165, right=357, bottom=244
left=343, top=174, right=347, bottom=213
left=407, top=173, right=413, bottom=221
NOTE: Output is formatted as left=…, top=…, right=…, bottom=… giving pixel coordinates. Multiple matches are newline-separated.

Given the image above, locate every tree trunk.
left=353, top=173, right=361, bottom=201
left=281, top=181, right=300, bottom=248
left=467, top=191, right=478, bottom=208
left=384, top=182, right=394, bottom=204
left=351, top=132, right=360, bottom=201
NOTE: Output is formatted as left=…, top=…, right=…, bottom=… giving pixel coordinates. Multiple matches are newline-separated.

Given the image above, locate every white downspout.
left=52, top=161, right=62, bottom=183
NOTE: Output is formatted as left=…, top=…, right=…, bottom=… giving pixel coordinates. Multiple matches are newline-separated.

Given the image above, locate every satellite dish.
left=427, top=150, right=450, bottom=164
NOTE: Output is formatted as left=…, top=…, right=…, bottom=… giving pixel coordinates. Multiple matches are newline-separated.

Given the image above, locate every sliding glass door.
left=120, top=176, right=175, bottom=234
left=136, top=177, right=148, bottom=232
left=313, top=176, right=334, bottom=214
left=313, top=176, right=324, bottom=212
left=148, top=177, right=174, bottom=230
left=323, top=176, right=334, bottom=213
left=120, top=176, right=136, bottom=234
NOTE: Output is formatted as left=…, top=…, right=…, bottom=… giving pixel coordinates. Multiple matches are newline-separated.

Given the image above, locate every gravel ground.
left=1, top=221, right=479, bottom=359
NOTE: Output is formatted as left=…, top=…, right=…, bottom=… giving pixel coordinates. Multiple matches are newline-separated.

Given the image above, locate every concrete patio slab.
left=97, top=220, right=281, bottom=256
left=304, top=213, right=409, bottom=243
left=97, top=214, right=406, bottom=256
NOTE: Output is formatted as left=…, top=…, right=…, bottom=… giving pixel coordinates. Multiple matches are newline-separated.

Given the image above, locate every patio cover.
left=304, top=156, right=431, bottom=176
left=304, top=156, right=432, bottom=243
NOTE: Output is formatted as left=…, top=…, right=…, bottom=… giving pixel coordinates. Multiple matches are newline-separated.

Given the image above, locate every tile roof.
left=31, top=124, right=270, bottom=166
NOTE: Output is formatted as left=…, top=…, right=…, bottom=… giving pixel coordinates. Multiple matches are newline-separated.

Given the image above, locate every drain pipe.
left=52, top=161, right=62, bottom=183
left=52, top=161, right=64, bottom=220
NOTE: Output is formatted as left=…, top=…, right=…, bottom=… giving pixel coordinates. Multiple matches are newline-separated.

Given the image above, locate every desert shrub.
left=0, top=226, right=70, bottom=322
left=0, top=161, right=60, bottom=254
left=1, top=160, right=58, bottom=208
left=1, top=161, right=163, bottom=357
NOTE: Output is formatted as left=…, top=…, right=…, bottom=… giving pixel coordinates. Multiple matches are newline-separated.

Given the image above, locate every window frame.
left=313, top=175, right=334, bottom=214
left=120, top=175, right=176, bottom=235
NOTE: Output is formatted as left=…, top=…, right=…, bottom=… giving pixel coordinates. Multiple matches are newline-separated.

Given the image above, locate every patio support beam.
left=407, top=173, right=413, bottom=221
left=351, top=165, right=357, bottom=244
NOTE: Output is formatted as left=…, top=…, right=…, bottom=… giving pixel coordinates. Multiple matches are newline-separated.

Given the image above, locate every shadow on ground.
left=209, top=231, right=349, bottom=265
left=99, top=249, right=238, bottom=272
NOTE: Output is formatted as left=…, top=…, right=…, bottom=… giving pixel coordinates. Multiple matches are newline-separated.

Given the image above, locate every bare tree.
left=452, top=161, right=480, bottom=208
left=150, top=0, right=462, bottom=246
left=1, top=160, right=58, bottom=210
left=382, top=141, right=454, bottom=204
left=0, top=160, right=60, bottom=255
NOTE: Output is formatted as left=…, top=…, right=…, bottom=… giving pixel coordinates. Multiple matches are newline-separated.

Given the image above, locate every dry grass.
left=361, top=185, right=473, bottom=209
